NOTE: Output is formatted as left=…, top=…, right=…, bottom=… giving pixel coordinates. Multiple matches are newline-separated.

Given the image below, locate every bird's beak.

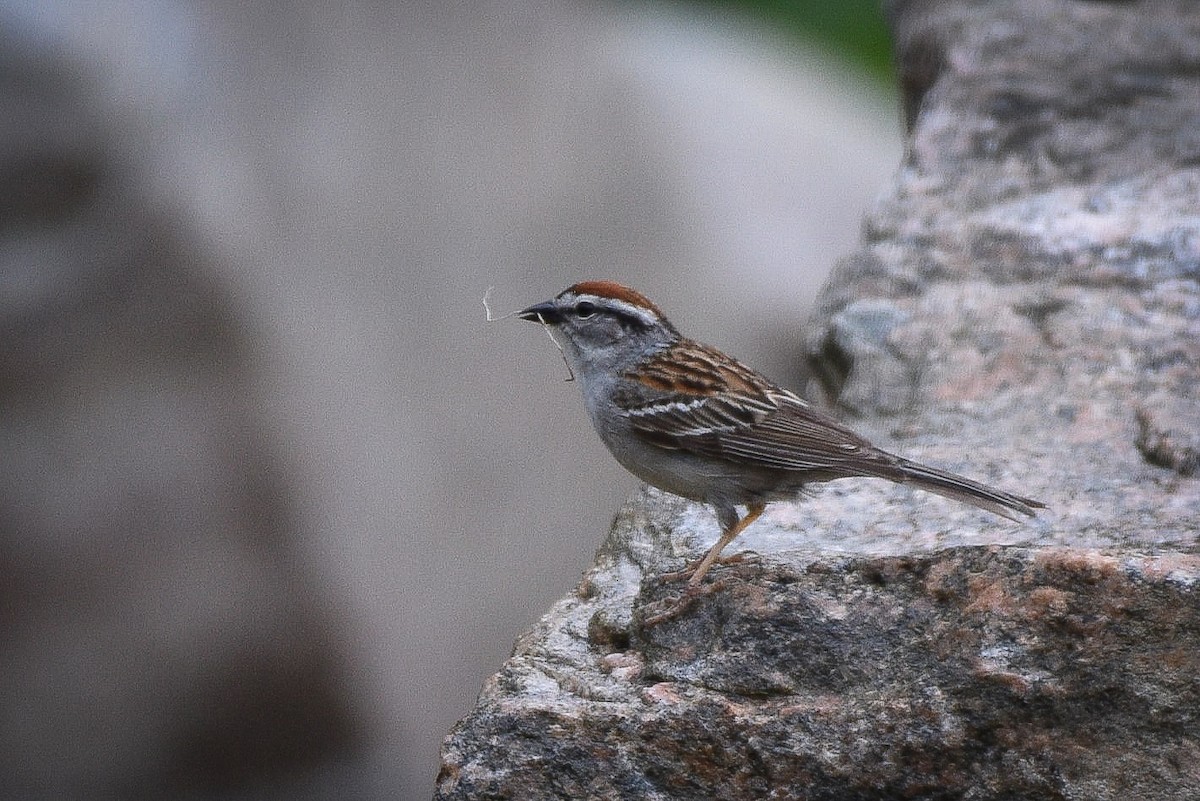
left=517, top=300, right=561, bottom=324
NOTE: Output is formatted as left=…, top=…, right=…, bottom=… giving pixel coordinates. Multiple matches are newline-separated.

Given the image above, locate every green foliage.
left=684, top=0, right=895, bottom=82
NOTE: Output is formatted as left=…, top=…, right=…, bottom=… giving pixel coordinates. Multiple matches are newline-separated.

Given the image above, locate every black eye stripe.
left=613, top=310, right=653, bottom=330
left=575, top=300, right=597, bottom=318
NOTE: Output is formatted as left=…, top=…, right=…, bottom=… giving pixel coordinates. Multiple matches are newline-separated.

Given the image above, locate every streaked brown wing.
left=621, top=339, right=880, bottom=473
left=623, top=390, right=773, bottom=439
left=691, top=392, right=877, bottom=471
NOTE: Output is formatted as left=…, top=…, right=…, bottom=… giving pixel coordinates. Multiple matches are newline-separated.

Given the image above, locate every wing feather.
left=619, top=340, right=882, bottom=474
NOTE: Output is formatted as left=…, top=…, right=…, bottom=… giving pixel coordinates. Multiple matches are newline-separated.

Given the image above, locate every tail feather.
left=884, top=457, right=1045, bottom=522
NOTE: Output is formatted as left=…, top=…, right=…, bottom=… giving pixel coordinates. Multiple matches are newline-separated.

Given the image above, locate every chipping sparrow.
left=519, top=281, right=1044, bottom=585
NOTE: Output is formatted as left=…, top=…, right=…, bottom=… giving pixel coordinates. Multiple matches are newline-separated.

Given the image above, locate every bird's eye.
left=574, top=301, right=597, bottom=318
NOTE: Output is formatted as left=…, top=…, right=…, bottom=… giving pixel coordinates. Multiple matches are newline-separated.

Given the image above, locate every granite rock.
left=437, top=1, right=1200, bottom=798
left=439, top=496, right=1200, bottom=799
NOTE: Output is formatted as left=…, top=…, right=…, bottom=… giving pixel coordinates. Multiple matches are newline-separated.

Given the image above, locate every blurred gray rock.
left=436, top=1, right=1200, bottom=798
left=0, top=24, right=362, bottom=801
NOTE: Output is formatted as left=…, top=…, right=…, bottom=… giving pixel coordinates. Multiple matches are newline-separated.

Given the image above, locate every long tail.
left=883, top=457, right=1046, bottom=522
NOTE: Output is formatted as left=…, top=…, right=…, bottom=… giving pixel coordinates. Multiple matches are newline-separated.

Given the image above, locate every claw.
left=656, top=550, right=762, bottom=585
left=638, top=556, right=761, bottom=626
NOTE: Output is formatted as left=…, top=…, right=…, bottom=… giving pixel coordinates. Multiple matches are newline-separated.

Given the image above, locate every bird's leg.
left=687, top=502, right=766, bottom=585
left=639, top=503, right=769, bottom=627
left=654, top=502, right=766, bottom=584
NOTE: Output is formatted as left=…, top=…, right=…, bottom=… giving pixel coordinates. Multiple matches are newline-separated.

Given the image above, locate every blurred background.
left=0, top=1, right=901, bottom=798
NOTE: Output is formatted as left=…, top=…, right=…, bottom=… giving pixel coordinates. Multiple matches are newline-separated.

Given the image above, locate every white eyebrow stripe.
left=576, top=294, right=660, bottom=326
